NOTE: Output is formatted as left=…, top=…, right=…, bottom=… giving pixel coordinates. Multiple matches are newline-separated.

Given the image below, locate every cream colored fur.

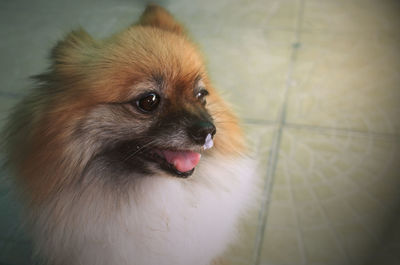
left=31, top=155, right=256, bottom=265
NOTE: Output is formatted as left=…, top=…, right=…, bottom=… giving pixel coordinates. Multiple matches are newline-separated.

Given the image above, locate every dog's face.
left=8, top=5, right=245, bottom=202
left=79, top=56, right=217, bottom=179
left=69, top=13, right=219, bottom=180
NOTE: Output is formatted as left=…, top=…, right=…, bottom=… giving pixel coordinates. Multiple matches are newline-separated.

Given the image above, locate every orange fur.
left=6, top=5, right=245, bottom=206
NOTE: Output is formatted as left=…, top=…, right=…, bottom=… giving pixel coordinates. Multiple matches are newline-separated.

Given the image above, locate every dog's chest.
left=39, top=157, right=255, bottom=265
left=113, top=160, right=251, bottom=265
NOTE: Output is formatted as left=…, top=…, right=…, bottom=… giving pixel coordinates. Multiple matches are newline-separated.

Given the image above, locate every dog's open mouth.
left=100, top=140, right=204, bottom=178
left=148, top=149, right=201, bottom=178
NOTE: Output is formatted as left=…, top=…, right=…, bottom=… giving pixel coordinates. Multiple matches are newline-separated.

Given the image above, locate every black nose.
left=189, top=121, right=216, bottom=145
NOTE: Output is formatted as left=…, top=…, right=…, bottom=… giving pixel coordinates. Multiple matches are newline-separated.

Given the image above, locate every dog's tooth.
left=203, top=133, right=214, bottom=150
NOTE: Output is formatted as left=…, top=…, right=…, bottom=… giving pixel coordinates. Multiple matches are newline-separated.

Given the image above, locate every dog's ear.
left=47, top=28, right=96, bottom=78
left=138, top=4, right=185, bottom=35
left=51, top=28, right=94, bottom=65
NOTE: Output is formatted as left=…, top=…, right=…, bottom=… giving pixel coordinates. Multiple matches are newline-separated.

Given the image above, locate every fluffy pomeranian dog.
left=4, top=5, right=256, bottom=265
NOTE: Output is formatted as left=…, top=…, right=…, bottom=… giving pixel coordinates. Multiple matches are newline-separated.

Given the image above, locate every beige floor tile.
left=173, top=1, right=297, bottom=124
left=261, top=127, right=400, bottom=264
left=267, top=202, right=297, bottom=228
left=302, top=227, right=349, bottom=265
left=222, top=124, right=276, bottom=264
left=273, top=167, right=289, bottom=187
left=367, top=214, right=400, bottom=265
left=312, top=183, right=335, bottom=200
left=243, top=123, right=277, bottom=156
left=364, top=170, right=400, bottom=210
left=334, top=223, right=378, bottom=264
left=260, top=227, right=304, bottom=265
left=296, top=203, right=325, bottom=229
left=195, top=28, right=294, bottom=122
left=303, top=0, right=400, bottom=32
left=368, top=253, right=400, bottom=265
left=286, top=31, right=400, bottom=134
left=346, top=191, right=387, bottom=220
left=322, top=199, right=358, bottom=225
left=169, top=0, right=300, bottom=31
left=292, top=186, right=315, bottom=203
left=270, top=186, right=291, bottom=203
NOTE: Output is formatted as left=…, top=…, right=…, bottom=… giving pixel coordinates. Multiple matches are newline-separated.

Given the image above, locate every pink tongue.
left=161, top=150, right=201, bottom=173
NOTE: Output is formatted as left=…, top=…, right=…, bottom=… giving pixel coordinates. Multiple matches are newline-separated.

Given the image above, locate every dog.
left=3, top=5, right=256, bottom=265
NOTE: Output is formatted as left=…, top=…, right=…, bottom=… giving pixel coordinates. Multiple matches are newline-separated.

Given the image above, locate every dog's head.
left=7, top=5, right=245, bottom=202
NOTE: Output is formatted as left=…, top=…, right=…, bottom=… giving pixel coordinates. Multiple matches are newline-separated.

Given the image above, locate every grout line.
left=252, top=0, right=307, bottom=264
left=293, top=0, right=306, bottom=49
left=291, top=27, right=399, bottom=35
left=284, top=123, right=400, bottom=140
left=243, top=118, right=277, bottom=126
left=286, top=153, right=308, bottom=265
left=252, top=125, right=282, bottom=265
left=242, top=118, right=400, bottom=140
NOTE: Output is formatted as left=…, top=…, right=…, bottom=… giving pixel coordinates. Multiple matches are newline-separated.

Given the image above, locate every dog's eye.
left=136, top=92, right=160, bottom=112
left=196, top=89, right=209, bottom=104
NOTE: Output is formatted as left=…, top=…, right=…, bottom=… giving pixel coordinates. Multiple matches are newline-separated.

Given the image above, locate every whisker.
left=122, top=139, right=157, bottom=162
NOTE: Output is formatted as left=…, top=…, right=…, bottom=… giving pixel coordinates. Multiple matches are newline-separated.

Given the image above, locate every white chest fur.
left=32, top=155, right=256, bottom=265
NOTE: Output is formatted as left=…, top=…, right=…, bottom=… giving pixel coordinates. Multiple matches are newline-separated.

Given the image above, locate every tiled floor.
left=1, top=0, right=400, bottom=265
